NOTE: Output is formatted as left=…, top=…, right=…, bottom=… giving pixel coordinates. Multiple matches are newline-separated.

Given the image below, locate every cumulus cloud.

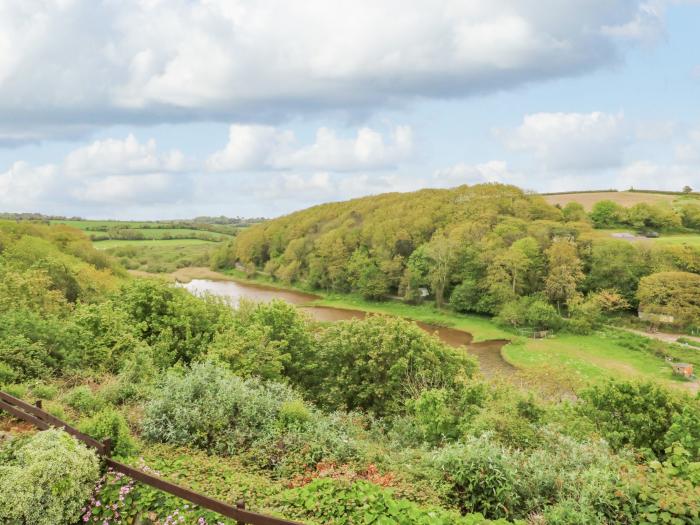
left=0, top=161, right=59, bottom=208
left=615, top=160, right=699, bottom=190
left=433, top=160, right=518, bottom=184
left=0, top=0, right=664, bottom=142
left=207, top=124, right=413, bottom=172
left=0, top=135, right=189, bottom=214
left=499, top=112, right=628, bottom=171
left=64, top=134, right=186, bottom=177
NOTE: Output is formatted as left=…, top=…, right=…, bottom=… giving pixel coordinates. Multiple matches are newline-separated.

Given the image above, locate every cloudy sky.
left=1, top=0, right=699, bottom=219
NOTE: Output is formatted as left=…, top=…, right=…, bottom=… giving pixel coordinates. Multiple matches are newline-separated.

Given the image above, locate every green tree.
left=544, top=239, right=584, bottom=312
left=310, top=316, right=477, bottom=417
left=636, top=271, right=700, bottom=326
left=589, top=200, right=625, bottom=228
left=578, top=381, right=683, bottom=457
left=425, top=232, right=458, bottom=307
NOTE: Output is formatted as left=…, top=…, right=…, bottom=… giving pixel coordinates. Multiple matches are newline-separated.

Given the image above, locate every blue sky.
left=1, top=0, right=698, bottom=219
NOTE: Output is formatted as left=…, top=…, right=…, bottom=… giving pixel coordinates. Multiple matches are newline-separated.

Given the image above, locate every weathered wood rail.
left=0, top=390, right=303, bottom=525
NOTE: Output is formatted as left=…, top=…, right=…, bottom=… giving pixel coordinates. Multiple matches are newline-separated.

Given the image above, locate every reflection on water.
left=181, top=278, right=512, bottom=375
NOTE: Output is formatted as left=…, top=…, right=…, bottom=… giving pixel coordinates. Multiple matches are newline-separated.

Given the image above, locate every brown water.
left=182, top=279, right=511, bottom=376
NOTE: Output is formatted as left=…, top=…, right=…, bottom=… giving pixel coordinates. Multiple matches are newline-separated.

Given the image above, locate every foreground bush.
left=308, top=316, right=477, bottom=417
left=142, top=363, right=362, bottom=475
left=0, top=429, right=100, bottom=525
left=78, top=407, right=136, bottom=457
left=283, top=478, right=517, bottom=525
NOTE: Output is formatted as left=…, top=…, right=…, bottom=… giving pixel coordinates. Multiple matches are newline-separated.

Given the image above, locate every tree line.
left=217, top=184, right=700, bottom=332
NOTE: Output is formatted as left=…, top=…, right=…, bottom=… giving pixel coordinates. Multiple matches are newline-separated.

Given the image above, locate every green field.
left=94, top=238, right=218, bottom=248
left=652, top=234, right=700, bottom=247
left=503, top=332, right=687, bottom=388
left=591, top=229, right=700, bottom=247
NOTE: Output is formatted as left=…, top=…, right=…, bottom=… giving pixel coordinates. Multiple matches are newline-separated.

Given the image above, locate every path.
left=622, top=327, right=700, bottom=345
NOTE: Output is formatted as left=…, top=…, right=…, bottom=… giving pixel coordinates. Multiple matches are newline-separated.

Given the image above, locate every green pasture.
left=95, top=238, right=218, bottom=248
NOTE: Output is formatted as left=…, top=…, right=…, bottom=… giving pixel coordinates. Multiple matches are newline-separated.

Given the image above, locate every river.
left=181, top=278, right=513, bottom=376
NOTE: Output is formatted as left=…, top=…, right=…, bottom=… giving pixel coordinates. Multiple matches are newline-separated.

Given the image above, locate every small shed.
left=671, top=362, right=694, bottom=378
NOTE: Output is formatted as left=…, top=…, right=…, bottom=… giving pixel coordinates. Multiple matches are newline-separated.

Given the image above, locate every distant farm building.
left=671, top=363, right=694, bottom=378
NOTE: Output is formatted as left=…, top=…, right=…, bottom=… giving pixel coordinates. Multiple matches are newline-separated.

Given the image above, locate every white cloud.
left=70, top=173, right=176, bottom=204
left=675, top=128, right=700, bottom=163
left=500, top=111, right=628, bottom=171
left=601, top=1, right=666, bottom=43
left=615, top=160, right=699, bottom=190
left=64, top=134, right=186, bottom=177
left=433, top=160, right=516, bottom=184
left=207, top=124, right=413, bottom=172
left=0, top=135, right=189, bottom=214
left=0, top=161, right=58, bottom=208
left=0, top=0, right=663, bottom=142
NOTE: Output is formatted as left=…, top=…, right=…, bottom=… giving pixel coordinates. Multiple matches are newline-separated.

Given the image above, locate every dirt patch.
left=465, top=339, right=514, bottom=377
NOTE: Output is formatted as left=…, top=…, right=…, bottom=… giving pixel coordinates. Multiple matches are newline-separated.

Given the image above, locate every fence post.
left=103, top=437, right=112, bottom=458
left=236, top=499, right=246, bottom=525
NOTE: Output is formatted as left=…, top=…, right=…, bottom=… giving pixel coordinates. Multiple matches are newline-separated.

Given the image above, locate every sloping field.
left=542, top=191, right=676, bottom=210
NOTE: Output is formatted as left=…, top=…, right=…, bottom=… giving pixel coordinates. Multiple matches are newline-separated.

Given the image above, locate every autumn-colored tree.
left=545, top=238, right=584, bottom=312
left=637, top=271, right=700, bottom=326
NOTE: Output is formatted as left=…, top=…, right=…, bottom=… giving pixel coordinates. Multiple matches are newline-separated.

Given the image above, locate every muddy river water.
left=181, top=279, right=513, bottom=376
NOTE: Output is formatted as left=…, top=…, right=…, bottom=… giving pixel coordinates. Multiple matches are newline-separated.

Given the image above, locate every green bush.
left=433, top=437, right=519, bottom=520
left=141, top=363, right=362, bottom=475
left=114, top=279, right=234, bottom=367
left=78, top=407, right=136, bottom=457
left=30, top=382, right=59, bottom=400
left=64, top=385, right=103, bottom=414
left=1, top=383, right=27, bottom=399
left=578, top=381, right=683, bottom=457
left=100, top=349, right=156, bottom=405
left=308, top=316, right=477, bottom=417
left=283, top=478, right=515, bottom=525
left=0, top=429, right=100, bottom=525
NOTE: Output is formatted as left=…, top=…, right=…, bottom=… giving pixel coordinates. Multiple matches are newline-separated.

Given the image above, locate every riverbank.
left=131, top=266, right=699, bottom=394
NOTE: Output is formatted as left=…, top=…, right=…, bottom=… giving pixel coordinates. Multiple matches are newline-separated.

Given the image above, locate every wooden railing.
left=0, top=390, right=302, bottom=525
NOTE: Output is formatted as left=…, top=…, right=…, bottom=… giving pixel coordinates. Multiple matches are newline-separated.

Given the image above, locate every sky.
left=1, top=0, right=699, bottom=220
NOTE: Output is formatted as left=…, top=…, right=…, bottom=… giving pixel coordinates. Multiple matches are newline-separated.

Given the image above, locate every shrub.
left=114, top=279, right=234, bottom=367
left=578, top=381, right=683, bottom=457
left=78, top=407, right=136, bottom=457
left=30, top=382, right=59, bottom=400
left=100, top=349, right=156, bottom=405
left=433, top=437, right=520, bottom=520
left=308, top=316, right=477, bottom=417
left=282, top=478, right=513, bottom=525
left=1, top=383, right=28, bottom=399
left=64, top=385, right=103, bottom=414
left=406, top=385, right=487, bottom=445
left=0, top=429, right=100, bottom=525
left=495, top=297, right=561, bottom=332
left=141, top=363, right=362, bottom=475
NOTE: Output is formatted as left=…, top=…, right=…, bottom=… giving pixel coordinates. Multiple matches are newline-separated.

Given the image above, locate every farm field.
left=94, top=238, right=218, bottom=249
left=541, top=190, right=694, bottom=210
left=590, top=229, right=700, bottom=247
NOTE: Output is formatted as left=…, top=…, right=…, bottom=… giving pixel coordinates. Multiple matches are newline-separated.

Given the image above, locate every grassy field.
left=541, top=190, right=690, bottom=211
left=95, top=238, right=218, bottom=249
left=106, top=243, right=217, bottom=273
left=590, top=228, right=700, bottom=248
left=652, top=234, right=700, bottom=247
left=502, top=332, right=690, bottom=389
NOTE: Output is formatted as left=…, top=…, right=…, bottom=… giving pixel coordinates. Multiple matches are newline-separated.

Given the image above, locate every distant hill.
left=542, top=190, right=698, bottom=211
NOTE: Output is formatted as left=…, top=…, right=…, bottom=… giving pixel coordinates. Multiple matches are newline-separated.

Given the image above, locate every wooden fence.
left=0, top=390, right=303, bottom=525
